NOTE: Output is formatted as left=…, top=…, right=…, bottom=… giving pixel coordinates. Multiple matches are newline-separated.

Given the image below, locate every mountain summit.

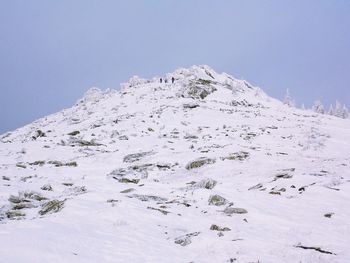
left=1, top=66, right=350, bottom=262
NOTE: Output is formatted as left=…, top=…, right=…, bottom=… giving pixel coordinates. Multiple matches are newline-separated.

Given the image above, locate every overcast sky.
left=1, top=0, right=349, bottom=134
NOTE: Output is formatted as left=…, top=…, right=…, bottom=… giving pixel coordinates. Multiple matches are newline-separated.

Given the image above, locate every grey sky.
left=1, top=0, right=349, bottom=134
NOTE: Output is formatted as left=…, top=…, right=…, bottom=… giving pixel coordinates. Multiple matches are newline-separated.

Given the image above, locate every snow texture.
left=1, top=65, right=350, bottom=263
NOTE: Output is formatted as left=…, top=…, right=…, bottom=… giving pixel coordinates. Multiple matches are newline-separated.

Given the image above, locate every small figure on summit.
left=164, top=79, right=168, bottom=84
left=172, top=77, right=175, bottom=84
left=160, top=78, right=163, bottom=83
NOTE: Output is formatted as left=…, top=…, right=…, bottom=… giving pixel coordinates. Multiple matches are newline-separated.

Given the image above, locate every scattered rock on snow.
left=275, top=173, right=293, bottom=179
left=67, top=130, right=80, bottom=136
left=129, top=194, right=167, bottom=202
left=208, top=194, right=227, bottom=206
left=183, top=103, right=199, bottom=109
left=123, top=151, right=154, bottom=163
left=147, top=206, right=170, bottom=215
left=47, top=161, right=78, bottom=167
left=120, top=188, right=135, bottom=194
left=6, top=210, right=26, bottom=219
left=195, top=178, right=217, bottom=189
left=221, top=151, right=250, bottom=161
left=174, top=232, right=200, bottom=246
left=39, top=200, right=65, bottom=215
left=324, top=213, right=334, bottom=218
left=210, top=224, right=231, bottom=231
left=16, top=163, right=27, bottom=169
left=248, top=183, right=263, bottom=191
left=185, top=157, right=216, bottom=170
left=223, top=207, right=248, bottom=215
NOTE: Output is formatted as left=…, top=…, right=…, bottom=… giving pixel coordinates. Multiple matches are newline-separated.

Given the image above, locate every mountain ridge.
left=1, top=65, right=350, bottom=263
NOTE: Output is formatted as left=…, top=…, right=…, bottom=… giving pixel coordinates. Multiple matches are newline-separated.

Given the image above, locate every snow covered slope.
left=1, top=65, right=350, bottom=263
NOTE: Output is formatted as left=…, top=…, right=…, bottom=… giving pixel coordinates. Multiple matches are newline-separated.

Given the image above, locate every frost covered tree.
left=328, top=104, right=334, bottom=116
left=329, top=101, right=349, bottom=119
left=312, top=100, right=325, bottom=114
left=342, top=105, right=349, bottom=119
left=334, top=101, right=345, bottom=118
left=283, top=89, right=295, bottom=107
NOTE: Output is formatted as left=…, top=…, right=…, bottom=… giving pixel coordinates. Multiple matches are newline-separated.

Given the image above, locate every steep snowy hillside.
left=1, top=65, right=350, bottom=263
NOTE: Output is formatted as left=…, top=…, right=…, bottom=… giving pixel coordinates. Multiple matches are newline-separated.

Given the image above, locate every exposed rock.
left=208, top=194, right=227, bottom=206
left=210, top=224, right=231, bottom=231
left=67, top=130, right=80, bottom=136
left=324, top=213, right=334, bottom=218
left=156, top=162, right=172, bottom=170
left=9, top=191, right=47, bottom=204
left=29, top=160, right=46, bottom=166
left=186, top=80, right=217, bottom=99
left=6, top=210, right=25, bottom=219
left=269, top=191, right=281, bottom=195
left=118, top=178, right=140, bottom=184
left=107, top=199, right=119, bottom=203
left=174, top=232, right=200, bottom=246
left=185, top=157, right=216, bottom=170
left=23, top=191, right=48, bottom=202
left=109, top=166, right=148, bottom=183
left=184, top=134, right=198, bottom=140
left=12, top=203, right=35, bottom=210
left=8, top=195, right=22, bottom=204
left=275, top=173, right=293, bottom=179
left=248, top=183, right=263, bottom=190
left=221, top=151, right=250, bottom=161
left=295, top=244, right=335, bottom=255
left=223, top=207, right=248, bottom=215
left=183, top=103, right=199, bottom=109
left=120, top=188, right=135, bottom=194
left=69, top=186, right=87, bottom=195
left=32, top=130, right=46, bottom=140
left=195, top=178, right=217, bottom=189
left=129, top=194, right=167, bottom=202
left=147, top=206, right=170, bottom=215
left=16, top=163, right=27, bottom=169
left=65, top=137, right=102, bottom=147
left=39, top=200, right=65, bottom=215
left=123, top=151, right=154, bottom=163
left=47, top=161, right=78, bottom=167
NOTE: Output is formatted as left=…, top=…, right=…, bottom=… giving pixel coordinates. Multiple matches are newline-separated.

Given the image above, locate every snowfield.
left=1, top=65, right=349, bottom=263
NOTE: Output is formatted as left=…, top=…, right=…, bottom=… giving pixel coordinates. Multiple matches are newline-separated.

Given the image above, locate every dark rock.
left=39, top=200, right=65, bottom=215
left=123, top=151, right=154, bottom=163
left=6, top=210, right=25, bottom=219
left=16, top=163, right=27, bottom=169
left=174, top=232, right=200, bottom=246
left=120, top=188, right=135, bottom=194
left=195, top=178, right=217, bottom=189
left=208, top=195, right=227, bottom=206
left=29, top=160, right=46, bottom=166
left=41, top=184, right=53, bottom=191
left=223, top=207, right=248, bottom=215
left=147, top=206, right=170, bottom=215
left=210, top=224, right=231, bottom=231
left=185, top=157, right=216, bottom=170
left=324, top=213, right=334, bottom=218
left=68, top=131, right=80, bottom=136
left=221, top=151, right=250, bottom=161
left=129, top=194, right=167, bottom=202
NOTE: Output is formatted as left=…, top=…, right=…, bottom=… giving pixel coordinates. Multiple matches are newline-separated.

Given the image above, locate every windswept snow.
left=1, top=65, right=350, bottom=263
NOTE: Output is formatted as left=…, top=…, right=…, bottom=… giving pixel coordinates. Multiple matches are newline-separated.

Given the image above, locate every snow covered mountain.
left=1, top=65, right=350, bottom=263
